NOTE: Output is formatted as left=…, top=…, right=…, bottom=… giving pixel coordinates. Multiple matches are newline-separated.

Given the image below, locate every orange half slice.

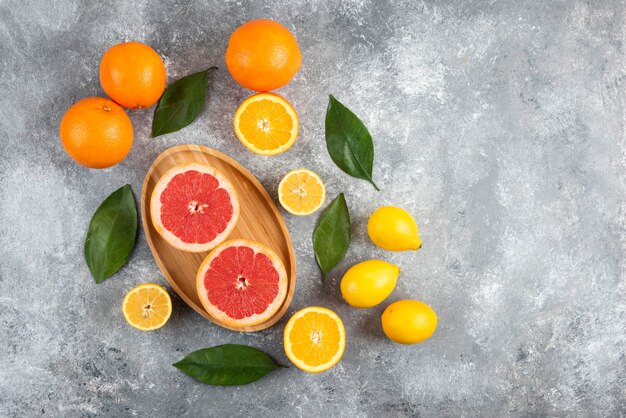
left=234, top=93, right=298, bottom=155
left=283, top=306, right=346, bottom=373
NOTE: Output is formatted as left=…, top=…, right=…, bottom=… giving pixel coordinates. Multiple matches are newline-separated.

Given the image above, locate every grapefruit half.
left=150, top=163, right=240, bottom=252
left=196, top=239, right=288, bottom=328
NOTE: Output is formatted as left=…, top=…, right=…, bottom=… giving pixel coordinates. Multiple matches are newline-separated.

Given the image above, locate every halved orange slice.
left=122, top=283, right=172, bottom=331
left=283, top=306, right=346, bottom=373
left=233, top=93, right=298, bottom=155
left=278, top=168, right=326, bottom=216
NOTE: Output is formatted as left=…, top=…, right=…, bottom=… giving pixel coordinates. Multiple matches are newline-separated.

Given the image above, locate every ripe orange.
left=59, top=97, right=133, bottom=168
left=233, top=93, right=298, bottom=155
left=226, top=19, right=302, bottom=92
left=99, top=42, right=166, bottom=109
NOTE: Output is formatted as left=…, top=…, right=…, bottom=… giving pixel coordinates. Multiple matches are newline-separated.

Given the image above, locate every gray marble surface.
left=1, top=0, right=625, bottom=416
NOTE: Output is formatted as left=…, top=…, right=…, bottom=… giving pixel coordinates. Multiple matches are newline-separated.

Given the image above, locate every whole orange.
left=59, top=97, right=133, bottom=169
left=99, top=42, right=166, bottom=109
left=226, top=19, right=302, bottom=92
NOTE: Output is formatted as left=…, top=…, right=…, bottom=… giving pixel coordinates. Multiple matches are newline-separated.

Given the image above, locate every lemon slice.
left=278, top=169, right=326, bottom=216
left=283, top=306, right=346, bottom=373
left=233, top=93, right=298, bottom=156
left=122, top=283, right=172, bottom=331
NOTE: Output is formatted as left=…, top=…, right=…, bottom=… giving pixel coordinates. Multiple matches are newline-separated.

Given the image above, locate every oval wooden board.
left=141, top=144, right=296, bottom=332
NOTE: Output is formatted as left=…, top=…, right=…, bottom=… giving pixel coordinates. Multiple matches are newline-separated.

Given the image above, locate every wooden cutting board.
left=140, top=144, right=296, bottom=332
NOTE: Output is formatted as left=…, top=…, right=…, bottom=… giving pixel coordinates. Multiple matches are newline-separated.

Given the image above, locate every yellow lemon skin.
left=381, top=300, right=437, bottom=344
left=340, top=260, right=400, bottom=308
left=367, top=206, right=422, bottom=251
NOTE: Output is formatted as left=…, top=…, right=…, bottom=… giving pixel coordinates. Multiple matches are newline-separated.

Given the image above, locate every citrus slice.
left=233, top=93, right=298, bottom=155
left=150, top=163, right=240, bottom=252
left=122, top=283, right=172, bottom=331
left=196, top=239, right=288, bottom=328
left=283, top=306, right=346, bottom=373
left=278, top=169, right=326, bottom=216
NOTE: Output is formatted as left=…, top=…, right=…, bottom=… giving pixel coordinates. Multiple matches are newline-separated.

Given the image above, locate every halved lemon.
left=233, top=92, right=298, bottom=155
left=122, top=283, right=172, bottom=331
left=278, top=168, right=326, bottom=216
left=283, top=306, right=346, bottom=373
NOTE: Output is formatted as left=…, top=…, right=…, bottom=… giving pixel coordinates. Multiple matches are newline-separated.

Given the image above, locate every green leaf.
left=312, top=193, right=351, bottom=277
left=152, top=67, right=217, bottom=137
left=325, top=95, right=379, bottom=191
left=173, top=344, right=281, bottom=386
left=84, top=185, right=137, bottom=283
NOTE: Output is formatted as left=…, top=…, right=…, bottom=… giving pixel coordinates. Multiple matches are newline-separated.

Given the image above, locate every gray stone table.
left=1, top=0, right=625, bottom=416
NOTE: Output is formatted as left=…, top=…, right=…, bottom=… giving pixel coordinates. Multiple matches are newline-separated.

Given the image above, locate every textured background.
left=1, top=0, right=625, bottom=416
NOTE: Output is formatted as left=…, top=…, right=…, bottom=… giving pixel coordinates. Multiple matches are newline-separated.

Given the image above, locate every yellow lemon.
left=367, top=206, right=421, bottom=251
left=278, top=168, right=326, bottom=216
left=340, top=260, right=399, bottom=308
left=122, top=283, right=172, bottom=331
left=381, top=300, right=437, bottom=344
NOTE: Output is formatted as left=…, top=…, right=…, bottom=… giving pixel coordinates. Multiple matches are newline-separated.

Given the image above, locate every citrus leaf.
left=152, top=67, right=216, bottom=137
left=84, top=185, right=137, bottom=283
left=173, top=344, right=281, bottom=386
left=312, top=193, right=351, bottom=277
left=325, top=95, right=379, bottom=191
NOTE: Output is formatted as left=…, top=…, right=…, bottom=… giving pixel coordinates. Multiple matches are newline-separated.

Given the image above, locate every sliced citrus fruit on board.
left=150, top=163, right=240, bottom=252
left=122, top=283, right=172, bottom=331
left=283, top=306, right=346, bottom=373
left=196, top=239, right=288, bottom=328
left=278, top=168, right=326, bottom=216
left=233, top=93, right=298, bottom=155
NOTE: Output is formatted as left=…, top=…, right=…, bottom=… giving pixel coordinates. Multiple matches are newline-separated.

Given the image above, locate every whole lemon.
left=367, top=206, right=422, bottom=251
left=341, top=260, right=399, bottom=308
left=381, top=300, right=437, bottom=344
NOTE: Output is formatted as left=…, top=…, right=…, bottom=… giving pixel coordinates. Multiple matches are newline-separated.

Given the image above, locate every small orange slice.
left=122, top=283, right=172, bottom=331
left=233, top=93, right=298, bottom=155
left=283, top=306, right=346, bottom=373
left=278, top=169, right=326, bottom=216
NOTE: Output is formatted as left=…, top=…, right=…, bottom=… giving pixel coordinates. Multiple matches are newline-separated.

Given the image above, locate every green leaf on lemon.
left=173, top=344, right=282, bottom=386
left=325, top=95, right=379, bottom=191
left=84, top=184, right=137, bottom=284
left=312, top=193, right=351, bottom=278
left=152, top=67, right=217, bottom=137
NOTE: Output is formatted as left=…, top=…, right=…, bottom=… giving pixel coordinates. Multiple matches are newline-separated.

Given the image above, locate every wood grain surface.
left=141, top=144, right=296, bottom=332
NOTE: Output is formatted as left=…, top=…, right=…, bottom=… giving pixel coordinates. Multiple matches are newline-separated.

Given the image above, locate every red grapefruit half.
left=150, top=163, right=240, bottom=252
left=196, top=239, right=288, bottom=328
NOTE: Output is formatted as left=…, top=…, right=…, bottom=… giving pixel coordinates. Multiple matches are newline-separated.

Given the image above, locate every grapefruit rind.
left=196, top=239, right=288, bottom=328
left=150, top=163, right=240, bottom=253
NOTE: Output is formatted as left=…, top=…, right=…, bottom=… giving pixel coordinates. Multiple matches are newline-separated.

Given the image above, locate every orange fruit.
left=122, top=283, right=172, bottom=331
left=278, top=169, right=326, bottom=215
left=226, top=19, right=302, bottom=92
left=196, top=239, right=288, bottom=328
left=283, top=306, right=346, bottom=373
left=233, top=93, right=298, bottom=155
left=59, top=97, right=133, bottom=168
left=150, top=163, right=240, bottom=252
left=99, top=42, right=166, bottom=109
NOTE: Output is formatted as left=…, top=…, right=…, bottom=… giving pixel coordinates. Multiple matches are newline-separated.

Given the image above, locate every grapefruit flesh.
left=150, top=163, right=240, bottom=252
left=196, top=239, right=288, bottom=328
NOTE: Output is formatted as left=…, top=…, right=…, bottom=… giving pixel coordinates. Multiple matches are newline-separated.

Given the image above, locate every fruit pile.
left=62, top=19, right=438, bottom=385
